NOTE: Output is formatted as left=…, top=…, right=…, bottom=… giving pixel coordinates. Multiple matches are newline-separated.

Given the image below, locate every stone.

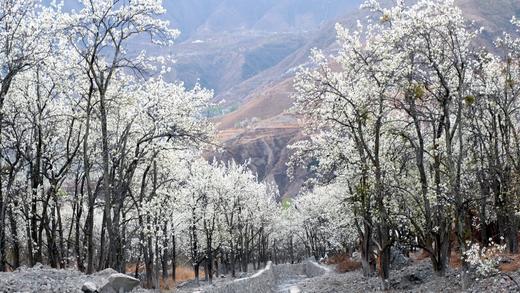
left=81, top=282, right=98, bottom=293
left=93, top=268, right=118, bottom=278
left=238, top=272, right=248, bottom=278
left=500, top=256, right=513, bottom=264
left=391, top=248, right=410, bottom=269
left=409, top=274, right=422, bottom=283
left=98, top=283, right=116, bottom=293
left=107, top=273, right=140, bottom=293
left=15, top=265, right=27, bottom=272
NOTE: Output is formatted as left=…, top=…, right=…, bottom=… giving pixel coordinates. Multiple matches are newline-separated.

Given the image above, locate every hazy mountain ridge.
left=42, top=1, right=363, bottom=107
left=166, top=0, right=363, bottom=107
left=218, top=0, right=520, bottom=128
left=165, top=0, right=360, bottom=40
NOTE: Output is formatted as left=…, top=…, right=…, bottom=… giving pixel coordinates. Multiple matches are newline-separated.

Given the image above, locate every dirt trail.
left=274, top=274, right=307, bottom=293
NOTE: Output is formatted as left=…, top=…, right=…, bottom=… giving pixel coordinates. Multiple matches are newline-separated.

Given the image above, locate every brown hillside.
left=215, top=0, right=520, bottom=197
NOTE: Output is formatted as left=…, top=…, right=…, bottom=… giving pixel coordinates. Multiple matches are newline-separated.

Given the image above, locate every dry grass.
left=326, top=254, right=362, bottom=273
left=126, top=263, right=205, bottom=290
left=162, top=267, right=206, bottom=291
left=326, top=253, right=348, bottom=265
left=408, top=248, right=463, bottom=269
left=336, top=258, right=362, bottom=273
left=410, top=249, right=430, bottom=262
left=450, top=251, right=462, bottom=268
left=174, top=266, right=206, bottom=283
left=499, top=254, right=520, bottom=272
left=125, top=263, right=144, bottom=276
left=159, top=277, right=175, bottom=291
left=408, top=249, right=463, bottom=268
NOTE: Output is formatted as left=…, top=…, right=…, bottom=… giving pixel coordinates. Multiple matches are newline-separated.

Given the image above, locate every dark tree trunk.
left=172, top=232, right=176, bottom=282
left=0, top=191, right=5, bottom=271
left=144, top=224, right=154, bottom=288
left=194, top=263, right=200, bottom=286
left=8, top=207, right=20, bottom=269
left=432, top=223, right=451, bottom=277
left=162, top=223, right=169, bottom=281
left=359, top=220, right=375, bottom=276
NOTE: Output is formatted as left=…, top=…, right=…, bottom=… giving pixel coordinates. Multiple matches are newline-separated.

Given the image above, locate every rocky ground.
left=173, top=271, right=257, bottom=293
left=294, top=259, right=520, bottom=293
left=0, top=263, right=258, bottom=293
left=1, top=260, right=520, bottom=292
left=0, top=264, right=142, bottom=293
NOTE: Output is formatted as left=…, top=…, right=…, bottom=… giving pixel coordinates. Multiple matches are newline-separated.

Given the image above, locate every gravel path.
left=274, top=274, right=307, bottom=293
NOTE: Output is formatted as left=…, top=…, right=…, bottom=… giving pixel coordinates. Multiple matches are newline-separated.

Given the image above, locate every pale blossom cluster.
left=464, top=240, right=506, bottom=277
left=291, top=0, right=520, bottom=287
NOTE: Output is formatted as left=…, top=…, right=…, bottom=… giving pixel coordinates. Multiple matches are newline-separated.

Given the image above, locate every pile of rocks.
left=290, top=257, right=520, bottom=292
left=81, top=269, right=140, bottom=293
left=0, top=264, right=142, bottom=293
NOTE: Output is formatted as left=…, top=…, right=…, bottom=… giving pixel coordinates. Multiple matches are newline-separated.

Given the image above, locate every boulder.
left=404, top=273, right=423, bottom=284
left=99, top=283, right=116, bottom=293
left=238, top=272, right=248, bottom=278
left=101, top=273, right=140, bottom=293
left=500, top=256, right=513, bottom=264
left=391, top=248, right=410, bottom=269
left=81, top=281, right=98, bottom=293
left=93, top=268, right=119, bottom=278
left=15, top=265, right=27, bottom=272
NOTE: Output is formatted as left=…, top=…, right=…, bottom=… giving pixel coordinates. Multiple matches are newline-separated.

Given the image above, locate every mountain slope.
left=165, top=0, right=364, bottom=106
left=164, top=0, right=360, bottom=39
left=214, top=0, right=520, bottom=197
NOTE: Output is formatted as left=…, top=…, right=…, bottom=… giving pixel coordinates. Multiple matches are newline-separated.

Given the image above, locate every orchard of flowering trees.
left=290, top=0, right=520, bottom=289
left=0, top=0, right=287, bottom=289
left=4, top=0, right=520, bottom=291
